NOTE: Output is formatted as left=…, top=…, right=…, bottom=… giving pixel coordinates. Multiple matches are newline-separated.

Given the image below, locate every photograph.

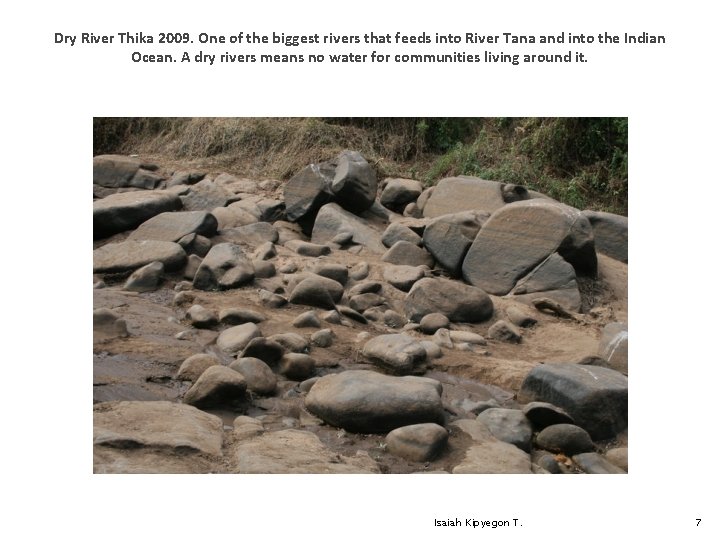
left=92, top=117, right=628, bottom=474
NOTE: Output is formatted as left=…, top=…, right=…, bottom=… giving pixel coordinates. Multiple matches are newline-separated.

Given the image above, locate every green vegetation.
left=94, top=117, right=627, bottom=215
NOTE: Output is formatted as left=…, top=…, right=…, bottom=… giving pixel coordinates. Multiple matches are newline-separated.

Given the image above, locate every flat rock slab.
left=462, top=200, right=596, bottom=295
left=93, top=155, right=142, bottom=188
left=93, top=240, right=186, bottom=274
left=93, top=400, right=223, bottom=456
left=519, top=363, right=628, bottom=440
left=94, top=190, right=182, bottom=239
left=404, top=277, right=493, bottom=323
left=311, top=203, right=386, bottom=254
left=234, top=429, right=379, bottom=473
left=423, top=176, right=526, bottom=218
left=128, top=211, right=218, bottom=242
left=305, top=370, right=444, bottom=433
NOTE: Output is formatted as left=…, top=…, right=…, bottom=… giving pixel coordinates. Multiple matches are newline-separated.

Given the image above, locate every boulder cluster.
left=93, top=151, right=628, bottom=474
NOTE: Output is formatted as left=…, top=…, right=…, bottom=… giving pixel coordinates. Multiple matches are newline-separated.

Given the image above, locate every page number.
left=696, top=519, right=701, bottom=526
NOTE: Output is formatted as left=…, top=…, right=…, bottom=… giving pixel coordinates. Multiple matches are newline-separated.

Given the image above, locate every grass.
left=94, top=117, right=628, bottom=215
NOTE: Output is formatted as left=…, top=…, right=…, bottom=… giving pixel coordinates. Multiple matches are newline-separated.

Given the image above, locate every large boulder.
left=462, top=200, right=597, bottom=295
left=179, top=179, right=234, bottom=211
left=193, top=243, right=255, bottom=290
left=128, top=211, right=218, bottom=242
left=93, top=190, right=182, bottom=239
left=311, top=203, right=386, bottom=254
left=404, top=277, right=493, bottom=323
left=422, top=176, right=530, bottom=218
left=93, top=240, right=186, bottom=274
left=422, top=211, right=487, bottom=275
left=283, top=163, right=335, bottom=223
left=582, top=210, right=628, bottom=263
left=329, top=151, right=378, bottom=214
left=362, top=334, right=428, bottom=375
left=305, top=370, right=444, bottom=433
left=519, top=363, right=628, bottom=440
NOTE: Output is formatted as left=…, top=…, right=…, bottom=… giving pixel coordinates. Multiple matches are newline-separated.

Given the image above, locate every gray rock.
left=183, top=254, right=203, bottom=281
left=508, top=253, right=582, bottom=312
left=229, top=357, right=277, bottom=395
left=293, top=311, right=322, bottom=328
left=419, top=313, right=450, bottom=334
left=178, top=233, right=212, bottom=257
left=422, top=210, right=487, bottom=275
left=404, top=277, right=493, bottom=323
left=380, top=178, right=423, bottom=212
left=305, top=370, right=445, bottom=433
left=381, top=222, right=422, bottom=248
left=93, top=191, right=182, bottom=239
left=522, top=402, right=574, bottom=429
left=349, top=293, right=385, bottom=313
left=487, top=320, right=522, bottom=343
left=432, top=328, right=453, bottom=349
left=383, top=310, right=406, bottom=328
left=218, top=308, right=266, bottom=325
left=536, top=424, right=595, bottom=455
left=168, top=170, right=206, bottom=187
left=423, top=176, right=528, bottom=218
left=476, top=408, right=533, bottom=452
left=337, top=305, right=368, bottom=324
left=386, top=423, right=448, bottom=461
left=321, top=310, right=342, bottom=324
left=362, top=334, right=427, bottom=375
left=185, top=304, right=218, bottom=329
left=573, top=452, right=626, bottom=474
left=182, top=365, right=247, bottom=409
left=311, top=328, right=335, bottom=348
left=217, top=323, right=262, bottom=355
left=180, top=179, right=234, bottom=211
left=241, top=337, right=284, bottom=370
left=381, top=241, right=434, bottom=267
left=93, top=308, right=129, bottom=337
left=289, top=277, right=338, bottom=309
left=123, top=261, right=164, bottom=292
left=418, top=340, right=443, bottom=359
left=329, top=151, right=378, bottom=214
left=598, top=322, right=628, bottom=375
left=193, top=243, right=255, bottom=290
left=349, top=261, right=370, bottom=280
left=128, top=211, right=218, bottom=242
left=270, top=332, right=310, bottom=353
left=211, top=205, right=259, bottom=229
left=506, top=306, right=538, bottom=327
left=533, top=451, right=563, bottom=474
left=463, top=200, right=596, bottom=295
left=348, top=280, right=383, bottom=296
left=283, top=163, right=334, bottom=223
left=280, top=353, right=315, bottom=380
left=94, top=240, right=186, bottom=274
left=176, top=353, right=220, bottom=382
left=93, top=155, right=142, bottom=188
left=220, top=222, right=279, bottom=246
left=258, top=290, right=287, bottom=308
left=311, top=203, right=386, bottom=254
left=284, top=239, right=331, bottom=257
left=519, top=363, right=628, bottom=440
left=307, top=262, right=349, bottom=285
left=383, top=264, right=425, bottom=292
left=128, top=169, right=164, bottom=189
left=582, top=210, right=628, bottom=263
left=450, top=419, right=532, bottom=474
left=415, top=186, right=433, bottom=213
left=252, top=260, right=276, bottom=278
